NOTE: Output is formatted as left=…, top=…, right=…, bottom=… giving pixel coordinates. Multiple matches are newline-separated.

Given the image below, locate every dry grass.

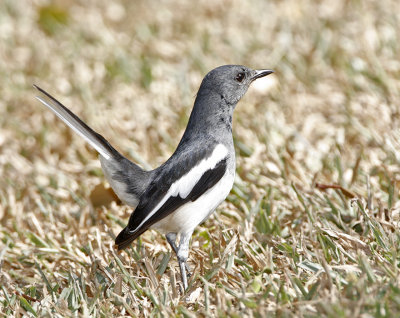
left=1, top=0, right=400, bottom=316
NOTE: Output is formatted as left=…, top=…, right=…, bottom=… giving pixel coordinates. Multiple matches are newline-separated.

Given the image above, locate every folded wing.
left=115, top=144, right=228, bottom=250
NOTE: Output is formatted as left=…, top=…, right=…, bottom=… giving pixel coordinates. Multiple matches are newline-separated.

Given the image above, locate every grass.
left=1, top=0, right=400, bottom=316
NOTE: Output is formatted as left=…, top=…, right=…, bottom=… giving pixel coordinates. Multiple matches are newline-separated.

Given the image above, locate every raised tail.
left=34, top=85, right=153, bottom=208
left=34, top=84, right=121, bottom=161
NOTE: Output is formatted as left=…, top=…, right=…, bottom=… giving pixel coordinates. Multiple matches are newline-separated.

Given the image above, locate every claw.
left=185, top=262, right=191, bottom=277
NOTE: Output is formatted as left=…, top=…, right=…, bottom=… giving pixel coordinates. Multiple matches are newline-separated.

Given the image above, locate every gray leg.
left=176, top=231, right=193, bottom=291
left=166, top=232, right=191, bottom=275
left=166, top=233, right=178, bottom=254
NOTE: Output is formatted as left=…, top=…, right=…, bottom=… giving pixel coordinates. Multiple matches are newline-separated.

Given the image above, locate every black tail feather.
left=33, top=84, right=122, bottom=160
left=115, top=227, right=148, bottom=250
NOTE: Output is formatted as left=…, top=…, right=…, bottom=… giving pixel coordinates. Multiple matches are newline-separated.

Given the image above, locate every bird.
left=34, top=65, right=274, bottom=291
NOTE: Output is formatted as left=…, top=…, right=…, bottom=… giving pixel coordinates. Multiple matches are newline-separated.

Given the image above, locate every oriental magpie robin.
left=34, top=65, right=274, bottom=291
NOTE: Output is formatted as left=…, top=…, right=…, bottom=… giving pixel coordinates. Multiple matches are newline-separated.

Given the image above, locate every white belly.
left=151, top=169, right=235, bottom=234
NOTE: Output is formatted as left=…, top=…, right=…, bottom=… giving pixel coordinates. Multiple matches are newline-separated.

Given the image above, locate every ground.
left=0, top=0, right=400, bottom=317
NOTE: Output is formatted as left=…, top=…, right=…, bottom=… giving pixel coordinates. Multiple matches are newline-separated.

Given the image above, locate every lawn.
left=1, top=0, right=400, bottom=316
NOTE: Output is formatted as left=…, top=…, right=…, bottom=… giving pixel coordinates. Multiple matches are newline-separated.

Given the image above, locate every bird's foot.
left=185, top=261, right=191, bottom=278
left=178, top=258, right=192, bottom=291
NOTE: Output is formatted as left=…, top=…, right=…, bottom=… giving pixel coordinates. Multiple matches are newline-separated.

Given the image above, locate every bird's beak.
left=251, top=69, right=274, bottom=81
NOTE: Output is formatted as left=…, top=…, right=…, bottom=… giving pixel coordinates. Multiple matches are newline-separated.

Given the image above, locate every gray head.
left=199, top=65, right=274, bottom=105
left=180, top=65, right=274, bottom=141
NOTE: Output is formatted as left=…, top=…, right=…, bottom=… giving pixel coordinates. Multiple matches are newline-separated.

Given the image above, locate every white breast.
left=151, top=169, right=235, bottom=235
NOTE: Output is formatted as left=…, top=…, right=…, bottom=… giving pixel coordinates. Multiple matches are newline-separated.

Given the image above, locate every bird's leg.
left=167, top=232, right=191, bottom=275
left=178, top=233, right=192, bottom=278
left=166, top=232, right=178, bottom=254
left=178, top=259, right=188, bottom=291
left=176, top=232, right=193, bottom=291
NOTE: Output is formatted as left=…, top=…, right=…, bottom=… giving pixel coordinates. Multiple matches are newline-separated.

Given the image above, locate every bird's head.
left=200, top=65, right=274, bottom=105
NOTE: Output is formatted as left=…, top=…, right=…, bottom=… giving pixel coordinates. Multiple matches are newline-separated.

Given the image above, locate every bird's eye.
left=235, top=72, right=245, bottom=82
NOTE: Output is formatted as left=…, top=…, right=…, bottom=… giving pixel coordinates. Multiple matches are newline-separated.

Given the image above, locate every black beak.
left=251, top=69, right=274, bottom=81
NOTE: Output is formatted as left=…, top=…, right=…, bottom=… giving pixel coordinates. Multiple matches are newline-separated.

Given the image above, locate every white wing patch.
left=129, top=144, right=228, bottom=233
left=152, top=169, right=235, bottom=234
left=169, top=144, right=228, bottom=199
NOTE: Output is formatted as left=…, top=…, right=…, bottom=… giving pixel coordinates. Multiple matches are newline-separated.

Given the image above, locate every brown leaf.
left=89, top=183, right=120, bottom=207
left=315, top=183, right=357, bottom=198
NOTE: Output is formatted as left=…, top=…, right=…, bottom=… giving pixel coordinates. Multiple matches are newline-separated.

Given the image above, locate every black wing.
left=115, top=156, right=227, bottom=250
